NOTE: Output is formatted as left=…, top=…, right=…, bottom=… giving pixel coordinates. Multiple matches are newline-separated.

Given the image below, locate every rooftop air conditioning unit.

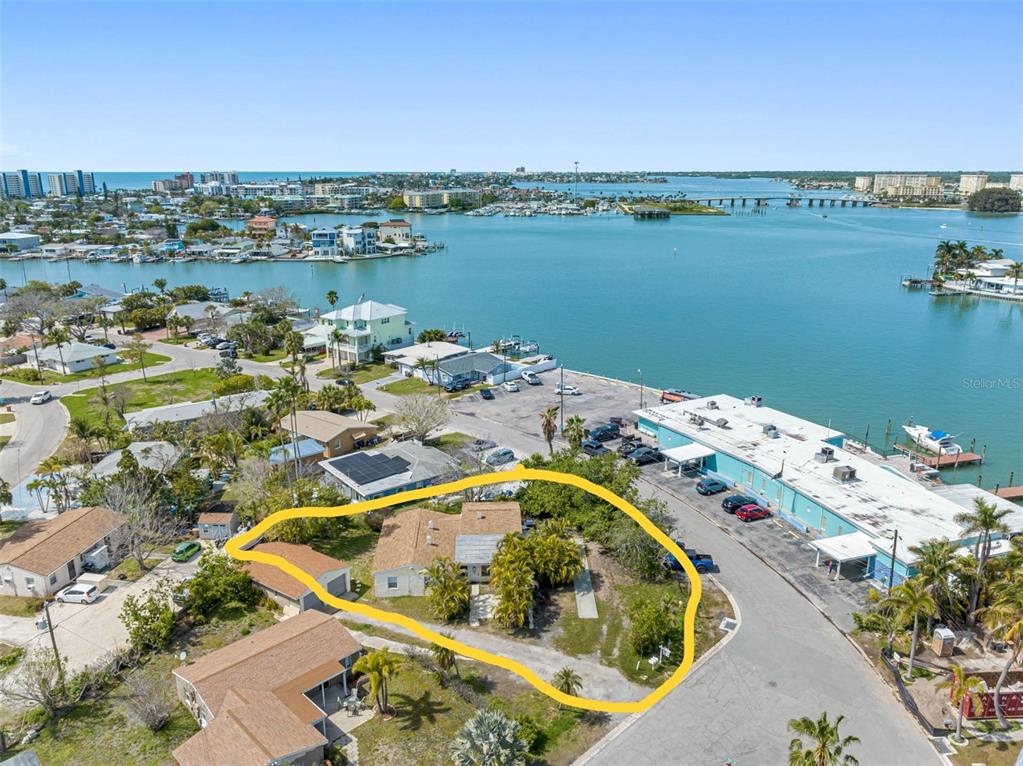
left=815, top=447, right=835, bottom=463
left=746, top=395, right=763, bottom=407
left=833, top=465, right=857, bottom=483
left=762, top=424, right=779, bottom=438
left=690, top=413, right=705, bottom=426
left=427, top=519, right=436, bottom=529
left=707, top=401, right=718, bottom=410
left=713, top=417, right=729, bottom=428
left=426, top=534, right=434, bottom=546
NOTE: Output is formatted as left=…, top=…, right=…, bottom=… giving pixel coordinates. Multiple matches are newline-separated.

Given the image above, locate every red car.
left=736, top=504, right=771, bottom=522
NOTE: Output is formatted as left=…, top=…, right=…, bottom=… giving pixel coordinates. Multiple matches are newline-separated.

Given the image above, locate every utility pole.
left=886, top=529, right=900, bottom=595
left=43, top=600, right=64, bottom=686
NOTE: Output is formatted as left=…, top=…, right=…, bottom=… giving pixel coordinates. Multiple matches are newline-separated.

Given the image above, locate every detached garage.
left=242, top=542, right=352, bottom=612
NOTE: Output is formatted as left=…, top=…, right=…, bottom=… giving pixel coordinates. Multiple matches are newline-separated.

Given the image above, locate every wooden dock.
left=893, top=444, right=983, bottom=468
left=995, top=486, right=1023, bottom=501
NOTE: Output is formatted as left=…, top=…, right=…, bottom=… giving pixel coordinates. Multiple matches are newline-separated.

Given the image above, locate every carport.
left=661, top=443, right=715, bottom=476
left=808, top=531, right=876, bottom=580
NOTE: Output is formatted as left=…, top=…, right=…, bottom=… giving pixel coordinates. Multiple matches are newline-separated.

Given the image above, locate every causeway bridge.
left=690, top=196, right=875, bottom=208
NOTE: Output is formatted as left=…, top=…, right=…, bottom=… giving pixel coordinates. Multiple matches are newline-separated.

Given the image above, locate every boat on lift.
left=903, top=424, right=963, bottom=455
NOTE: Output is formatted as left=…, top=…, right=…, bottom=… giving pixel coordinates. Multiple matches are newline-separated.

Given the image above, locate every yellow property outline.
left=225, top=466, right=702, bottom=713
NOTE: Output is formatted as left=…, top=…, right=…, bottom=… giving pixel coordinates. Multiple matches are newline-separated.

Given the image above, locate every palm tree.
left=888, top=578, right=936, bottom=680
left=430, top=632, right=459, bottom=678
left=788, top=712, right=859, bottom=766
left=415, top=357, right=439, bottom=386
left=330, top=328, right=349, bottom=373
left=982, top=569, right=1023, bottom=728
left=1007, top=262, right=1023, bottom=296
left=425, top=556, right=470, bottom=621
left=552, top=666, right=582, bottom=703
left=563, top=415, right=585, bottom=450
left=956, top=497, right=1012, bottom=618
left=937, top=664, right=985, bottom=743
left=908, top=538, right=960, bottom=631
left=153, top=278, right=167, bottom=295
left=325, top=289, right=338, bottom=312
left=267, top=376, right=304, bottom=478
left=69, top=416, right=100, bottom=463
left=352, top=647, right=402, bottom=715
left=450, top=708, right=527, bottom=766
left=44, top=326, right=70, bottom=375
left=539, top=406, right=559, bottom=455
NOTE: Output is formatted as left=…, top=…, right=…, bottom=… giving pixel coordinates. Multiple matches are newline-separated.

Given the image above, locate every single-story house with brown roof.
left=172, top=610, right=363, bottom=766
left=243, top=542, right=352, bottom=612
left=197, top=510, right=239, bottom=541
left=0, top=506, right=125, bottom=598
left=372, top=502, right=522, bottom=597
left=278, top=410, right=378, bottom=459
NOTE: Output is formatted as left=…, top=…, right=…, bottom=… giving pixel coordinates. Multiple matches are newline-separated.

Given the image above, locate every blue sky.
left=2, top=1, right=1020, bottom=171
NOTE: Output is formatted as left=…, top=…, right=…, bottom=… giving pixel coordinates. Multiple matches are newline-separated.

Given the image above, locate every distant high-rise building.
left=853, top=175, right=872, bottom=192
left=46, top=170, right=96, bottom=197
left=175, top=172, right=194, bottom=190
left=152, top=179, right=180, bottom=193
left=958, top=173, right=988, bottom=195
left=1010, top=174, right=1023, bottom=192
left=1, top=169, right=44, bottom=198
left=872, top=173, right=942, bottom=198
left=201, top=171, right=239, bottom=185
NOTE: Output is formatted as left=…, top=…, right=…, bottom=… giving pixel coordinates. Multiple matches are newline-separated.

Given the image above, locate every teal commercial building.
left=636, top=394, right=1022, bottom=586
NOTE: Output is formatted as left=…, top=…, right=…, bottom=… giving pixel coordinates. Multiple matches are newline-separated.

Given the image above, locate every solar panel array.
left=332, top=452, right=411, bottom=485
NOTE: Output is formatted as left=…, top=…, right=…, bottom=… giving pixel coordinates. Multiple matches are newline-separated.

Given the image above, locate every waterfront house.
left=278, top=410, right=379, bottom=459
left=35, top=341, right=119, bottom=375
left=376, top=219, right=412, bottom=244
left=310, top=228, right=339, bottom=259
left=243, top=542, right=352, bottom=612
left=383, top=340, right=472, bottom=378
left=340, top=225, right=377, bottom=255
left=89, top=440, right=182, bottom=479
left=0, top=232, right=41, bottom=252
left=247, top=215, right=277, bottom=236
left=434, top=351, right=506, bottom=387
left=319, top=442, right=459, bottom=502
left=124, top=390, right=271, bottom=432
left=636, top=394, right=1023, bottom=584
left=0, top=506, right=125, bottom=597
left=318, top=298, right=415, bottom=364
left=172, top=610, right=363, bottom=766
left=168, top=301, right=249, bottom=332
left=372, top=502, right=522, bottom=597
left=197, top=509, right=239, bottom=541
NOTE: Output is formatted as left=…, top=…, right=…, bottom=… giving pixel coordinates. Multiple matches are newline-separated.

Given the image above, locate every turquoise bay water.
left=5, top=187, right=1022, bottom=486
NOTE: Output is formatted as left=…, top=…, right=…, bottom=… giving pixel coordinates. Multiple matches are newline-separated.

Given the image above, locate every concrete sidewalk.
left=573, top=539, right=599, bottom=619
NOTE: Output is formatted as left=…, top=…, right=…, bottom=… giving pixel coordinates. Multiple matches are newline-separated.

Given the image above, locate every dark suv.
left=581, top=439, right=610, bottom=456
left=589, top=424, right=621, bottom=442
left=721, top=494, right=759, bottom=514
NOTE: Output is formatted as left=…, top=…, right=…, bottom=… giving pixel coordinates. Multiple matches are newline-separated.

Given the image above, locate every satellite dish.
left=178, top=651, right=187, bottom=662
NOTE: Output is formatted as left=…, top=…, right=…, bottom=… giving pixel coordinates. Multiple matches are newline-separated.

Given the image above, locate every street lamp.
left=638, top=369, right=645, bottom=409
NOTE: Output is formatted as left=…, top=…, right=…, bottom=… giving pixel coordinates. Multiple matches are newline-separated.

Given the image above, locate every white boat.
left=903, top=424, right=963, bottom=455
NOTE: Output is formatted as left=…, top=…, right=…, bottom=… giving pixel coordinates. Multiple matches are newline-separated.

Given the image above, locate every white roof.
left=661, top=443, right=715, bottom=463
left=636, top=394, right=1023, bottom=563
left=383, top=341, right=469, bottom=366
left=36, top=341, right=117, bottom=365
left=808, top=532, right=876, bottom=562
left=124, top=390, right=270, bottom=430
left=322, top=300, right=406, bottom=323
left=90, top=441, right=182, bottom=478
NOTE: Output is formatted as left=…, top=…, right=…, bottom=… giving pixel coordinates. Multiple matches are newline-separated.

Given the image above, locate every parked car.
left=663, top=542, right=715, bottom=574
left=721, top=494, right=759, bottom=514
left=55, top=584, right=99, bottom=604
left=609, top=416, right=631, bottom=430
left=502, top=381, right=520, bottom=393
left=479, top=387, right=495, bottom=400
left=589, top=423, right=621, bottom=442
left=101, top=342, right=117, bottom=350
left=736, top=504, right=772, bottom=522
left=627, top=446, right=662, bottom=465
left=219, top=348, right=237, bottom=359
left=29, top=390, right=52, bottom=405
left=215, top=341, right=235, bottom=351
left=171, top=541, right=202, bottom=562
left=469, top=438, right=498, bottom=452
left=617, top=439, right=642, bottom=457
left=521, top=371, right=541, bottom=386
left=555, top=383, right=580, bottom=396
left=204, top=337, right=224, bottom=348
left=581, top=439, right=610, bottom=456
left=485, top=448, right=516, bottom=466
left=336, top=377, right=354, bottom=387
left=696, top=478, right=728, bottom=495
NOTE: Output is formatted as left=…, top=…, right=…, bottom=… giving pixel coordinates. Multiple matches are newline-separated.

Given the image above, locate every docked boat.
left=903, top=424, right=963, bottom=455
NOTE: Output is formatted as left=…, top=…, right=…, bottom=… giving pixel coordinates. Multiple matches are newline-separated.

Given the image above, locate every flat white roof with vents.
left=637, top=394, right=1023, bottom=563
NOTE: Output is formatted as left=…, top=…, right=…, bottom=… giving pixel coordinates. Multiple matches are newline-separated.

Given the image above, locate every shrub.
left=124, top=674, right=174, bottom=731
left=628, top=595, right=678, bottom=656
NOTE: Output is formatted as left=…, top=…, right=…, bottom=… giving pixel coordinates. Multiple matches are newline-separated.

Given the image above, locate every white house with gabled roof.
left=317, top=298, right=415, bottom=363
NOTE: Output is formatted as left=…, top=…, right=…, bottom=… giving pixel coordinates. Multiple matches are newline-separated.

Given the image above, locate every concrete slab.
left=573, top=540, right=598, bottom=619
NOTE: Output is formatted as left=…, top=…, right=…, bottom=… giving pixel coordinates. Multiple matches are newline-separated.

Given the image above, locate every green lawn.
left=60, top=368, right=223, bottom=428
left=2, top=605, right=277, bottom=766
left=350, top=362, right=396, bottom=384
left=0, top=413, right=15, bottom=424
left=57, top=352, right=171, bottom=382
left=553, top=589, right=605, bottom=657
left=0, top=643, right=24, bottom=677
left=0, top=594, right=43, bottom=618
left=356, top=659, right=609, bottom=766
left=950, top=738, right=1021, bottom=766
left=247, top=348, right=288, bottom=363
left=379, top=377, right=436, bottom=395
left=0, top=367, right=60, bottom=384
left=109, top=557, right=160, bottom=582
left=310, top=518, right=381, bottom=598
left=430, top=432, right=472, bottom=455
left=159, top=335, right=195, bottom=346
left=0, top=519, right=24, bottom=540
